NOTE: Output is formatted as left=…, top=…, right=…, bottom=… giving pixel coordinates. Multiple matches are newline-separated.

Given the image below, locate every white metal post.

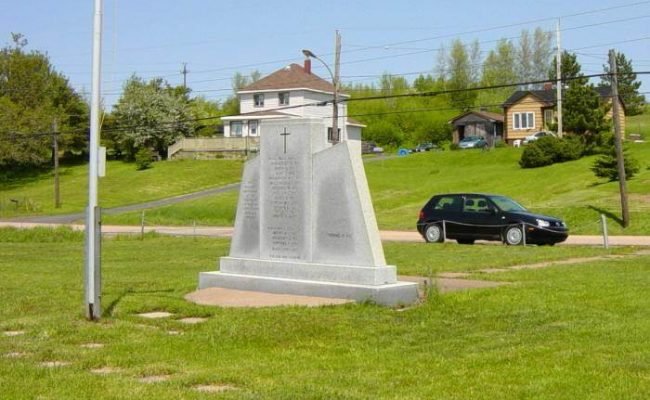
left=85, top=0, right=103, bottom=320
left=600, top=214, right=609, bottom=249
left=556, top=19, right=563, bottom=138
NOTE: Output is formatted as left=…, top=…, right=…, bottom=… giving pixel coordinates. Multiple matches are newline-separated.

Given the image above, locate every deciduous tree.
left=112, top=76, right=193, bottom=159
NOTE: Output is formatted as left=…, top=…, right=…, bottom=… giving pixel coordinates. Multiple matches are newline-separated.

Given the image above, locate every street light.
left=301, top=49, right=339, bottom=143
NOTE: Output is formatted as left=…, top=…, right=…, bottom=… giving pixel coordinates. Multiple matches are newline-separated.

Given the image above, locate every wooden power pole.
left=608, top=49, right=629, bottom=228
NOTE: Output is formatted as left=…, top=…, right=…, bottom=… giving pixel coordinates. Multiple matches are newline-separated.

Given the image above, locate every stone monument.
left=199, top=118, right=418, bottom=306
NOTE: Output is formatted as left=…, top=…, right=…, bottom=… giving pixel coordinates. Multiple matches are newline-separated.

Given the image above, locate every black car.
left=411, top=142, right=440, bottom=153
left=416, top=193, right=568, bottom=245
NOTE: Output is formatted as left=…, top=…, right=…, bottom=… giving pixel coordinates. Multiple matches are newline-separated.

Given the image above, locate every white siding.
left=234, top=88, right=354, bottom=142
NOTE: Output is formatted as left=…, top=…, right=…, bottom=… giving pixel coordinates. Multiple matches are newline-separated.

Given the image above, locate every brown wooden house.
left=502, top=87, right=625, bottom=144
left=449, top=111, right=504, bottom=146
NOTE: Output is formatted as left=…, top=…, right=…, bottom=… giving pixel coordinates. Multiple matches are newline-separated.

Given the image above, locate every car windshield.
left=488, top=195, right=528, bottom=212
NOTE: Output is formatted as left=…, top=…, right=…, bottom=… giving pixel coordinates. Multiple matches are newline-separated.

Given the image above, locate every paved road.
left=1, top=221, right=649, bottom=246
left=4, top=183, right=241, bottom=224
left=3, top=156, right=398, bottom=225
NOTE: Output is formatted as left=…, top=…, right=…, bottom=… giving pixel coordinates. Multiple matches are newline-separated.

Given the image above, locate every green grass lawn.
left=104, top=141, right=650, bottom=235
left=0, top=159, right=243, bottom=219
left=3, top=124, right=650, bottom=236
left=626, top=104, right=650, bottom=138
left=1, top=228, right=648, bottom=399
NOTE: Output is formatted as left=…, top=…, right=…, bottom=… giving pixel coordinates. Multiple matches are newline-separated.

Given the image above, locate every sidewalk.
left=2, top=221, right=650, bottom=246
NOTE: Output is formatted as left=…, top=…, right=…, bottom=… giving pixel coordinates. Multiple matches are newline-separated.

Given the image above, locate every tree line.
left=0, top=30, right=645, bottom=172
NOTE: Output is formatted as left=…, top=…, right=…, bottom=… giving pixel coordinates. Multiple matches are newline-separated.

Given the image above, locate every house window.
left=327, top=127, right=341, bottom=143
left=230, top=121, right=243, bottom=137
left=253, top=93, right=264, bottom=107
left=513, top=112, right=535, bottom=130
left=544, top=109, right=554, bottom=127
left=249, top=120, right=259, bottom=136
left=278, top=92, right=290, bottom=106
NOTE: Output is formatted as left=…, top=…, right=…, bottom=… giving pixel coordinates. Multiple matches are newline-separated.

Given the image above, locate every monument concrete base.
left=199, top=267, right=419, bottom=307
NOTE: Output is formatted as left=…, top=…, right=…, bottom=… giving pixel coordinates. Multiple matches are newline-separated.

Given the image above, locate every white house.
left=222, top=59, right=364, bottom=147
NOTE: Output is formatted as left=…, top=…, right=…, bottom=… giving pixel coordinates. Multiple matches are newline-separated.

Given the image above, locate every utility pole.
left=609, top=49, right=629, bottom=228
left=52, top=120, right=61, bottom=209
left=555, top=19, right=563, bottom=138
left=85, top=0, right=103, bottom=320
left=333, top=30, right=341, bottom=143
left=181, top=63, right=188, bottom=89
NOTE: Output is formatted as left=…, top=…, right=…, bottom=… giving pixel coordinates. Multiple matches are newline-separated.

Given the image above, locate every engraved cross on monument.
left=199, top=118, right=418, bottom=306
left=280, top=128, right=290, bottom=154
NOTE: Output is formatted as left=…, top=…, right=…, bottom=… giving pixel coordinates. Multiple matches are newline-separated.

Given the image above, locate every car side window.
left=434, top=196, right=462, bottom=212
left=463, top=196, right=491, bottom=213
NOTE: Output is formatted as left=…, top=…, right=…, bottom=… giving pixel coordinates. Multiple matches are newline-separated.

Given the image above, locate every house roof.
left=503, top=87, right=623, bottom=108
left=503, top=90, right=556, bottom=107
left=239, top=63, right=344, bottom=94
left=449, top=110, right=504, bottom=124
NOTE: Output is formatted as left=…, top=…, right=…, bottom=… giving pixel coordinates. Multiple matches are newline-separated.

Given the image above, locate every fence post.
left=601, top=214, right=609, bottom=249
left=442, top=220, right=446, bottom=242
left=521, top=222, right=527, bottom=246
left=140, top=210, right=145, bottom=240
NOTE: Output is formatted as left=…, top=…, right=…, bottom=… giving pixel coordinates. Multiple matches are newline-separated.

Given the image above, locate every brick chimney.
left=543, top=82, right=553, bottom=91
left=304, top=58, right=311, bottom=74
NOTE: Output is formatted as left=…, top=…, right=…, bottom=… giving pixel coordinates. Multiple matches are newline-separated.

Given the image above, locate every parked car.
left=416, top=193, right=568, bottom=245
left=410, top=142, right=440, bottom=153
left=361, top=141, right=384, bottom=154
left=458, top=136, right=488, bottom=149
left=523, top=131, right=553, bottom=145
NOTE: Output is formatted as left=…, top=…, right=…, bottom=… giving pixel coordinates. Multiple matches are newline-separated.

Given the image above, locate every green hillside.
left=102, top=142, right=650, bottom=235
left=2, top=139, right=649, bottom=236
left=367, top=143, right=650, bottom=234
left=0, top=159, right=243, bottom=219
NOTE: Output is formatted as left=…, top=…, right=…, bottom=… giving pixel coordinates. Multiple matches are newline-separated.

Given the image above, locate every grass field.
left=0, top=159, right=243, bottom=219
left=1, top=228, right=648, bottom=399
left=103, top=141, right=650, bottom=235
left=2, top=123, right=650, bottom=236
left=626, top=104, right=650, bottom=138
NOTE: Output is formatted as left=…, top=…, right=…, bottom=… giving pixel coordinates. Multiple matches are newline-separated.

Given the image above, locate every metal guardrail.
left=428, top=217, right=608, bottom=248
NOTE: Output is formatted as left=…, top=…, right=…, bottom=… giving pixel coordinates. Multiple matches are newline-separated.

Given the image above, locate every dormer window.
left=254, top=93, right=264, bottom=107
left=278, top=92, right=290, bottom=106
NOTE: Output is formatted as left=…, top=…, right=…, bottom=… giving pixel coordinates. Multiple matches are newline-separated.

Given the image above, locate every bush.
left=135, top=147, right=154, bottom=170
left=519, top=143, right=553, bottom=168
left=555, top=135, right=585, bottom=162
left=591, top=138, right=640, bottom=181
left=449, top=143, right=460, bottom=151
left=519, top=135, right=586, bottom=168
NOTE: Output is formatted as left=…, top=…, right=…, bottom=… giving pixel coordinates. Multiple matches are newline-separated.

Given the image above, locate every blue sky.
left=2, top=0, right=649, bottom=109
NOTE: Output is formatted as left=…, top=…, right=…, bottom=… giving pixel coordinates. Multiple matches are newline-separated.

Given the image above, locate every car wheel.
left=456, top=239, right=475, bottom=245
left=504, top=225, right=524, bottom=245
left=424, top=223, right=444, bottom=243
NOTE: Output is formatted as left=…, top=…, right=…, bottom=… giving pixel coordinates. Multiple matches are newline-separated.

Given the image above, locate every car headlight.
left=536, top=219, right=550, bottom=228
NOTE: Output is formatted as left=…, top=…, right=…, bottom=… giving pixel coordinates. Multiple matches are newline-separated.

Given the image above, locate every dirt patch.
left=40, top=361, right=71, bottom=368
left=138, top=375, right=172, bottom=384
left=3, top=330, right=25, bottom=337
left=4, top=352, right=27, bottom=358
left=80, top=343, right=104, bottom=349
left=194, top=384, right=237, bottom=393
left=178, top=317, right=207, bottom=325
left=91, top=367, right=121, bottom=375
left=137, top=311, right=173, bottom=319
